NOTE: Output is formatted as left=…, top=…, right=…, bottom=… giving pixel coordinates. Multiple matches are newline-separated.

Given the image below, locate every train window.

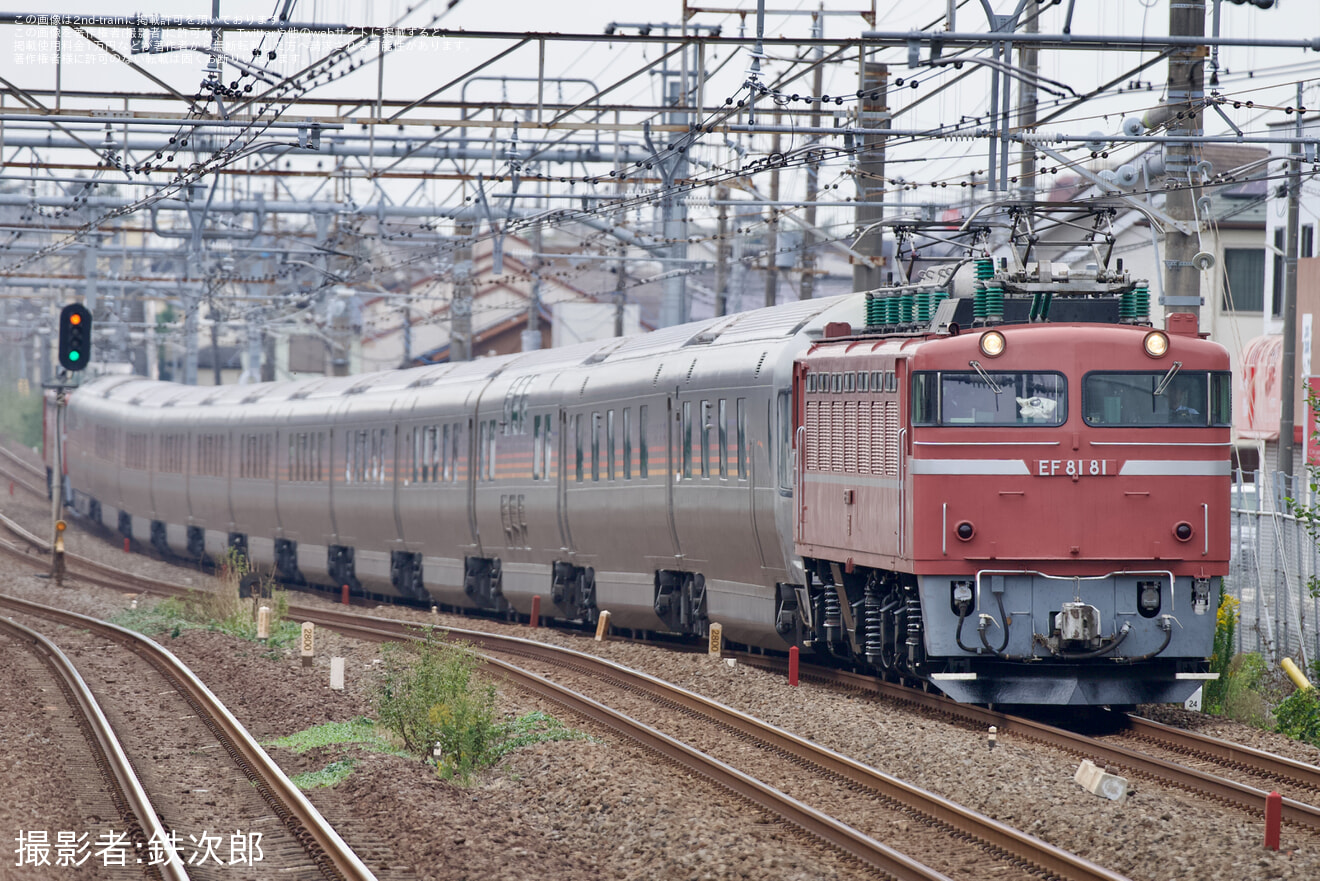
left=623, top=408, right=632, bottom=480
left=607, top=409, right=616, bottom=481
left=700, top=400, right=711, bottom=478
left=736, top=398, right=748, bottom=480
left=533, top=415, right=543, bottom=480
left=448, top=423, right=459, bottom=483
left=886, top=371, right=897, bottom=392
left=487, top=419, right=497, bottom=481
left=911, top=371, right=1066, bottom=426
left=718, top=399, right=728, bottom=478
left=476, top=422, right=485, bottom=483
left=639, top=405, right=649, bottom=479
left=845, top=373, right=855, bottom=393
left=806, top=374, right=817, bottom=393
left=777, top=390, right=793, bottom=492
left=871, top=371, right=883, bottom=391
left=832, top=373, right=842, bottom=394
left=858, top=372, right=869, bottom=392
left=575, top=414, right=584, bottom=483
left=592, top=411, right=601, bottom=482
left=1082, top=371, right=1230, bottom=427
left=682, top=401, right=693, bottom=478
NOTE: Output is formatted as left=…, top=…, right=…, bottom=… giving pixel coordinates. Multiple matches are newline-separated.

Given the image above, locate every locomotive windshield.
left=1082, top=371, right=1231, bottom=427
left=911, top=371, right=1067, bottom=426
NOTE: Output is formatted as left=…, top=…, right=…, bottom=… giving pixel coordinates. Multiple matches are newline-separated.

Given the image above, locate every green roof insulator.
left=974, top=257, right=995, bottom=280
left=865, top=293, right=884, bottom=327
left=914, top=291, right=932, bottom=323
left=1132, top=284, right=1150, bottom=320
left=973, top=282, right=987, bottom=320
left=1040, top=290, right=1053, bottom=321
left=983, top=284, right=1004, bottom=322
left=898, top=293, right=914, bottom=325
left=1029, top=293, right=1042, bottom=322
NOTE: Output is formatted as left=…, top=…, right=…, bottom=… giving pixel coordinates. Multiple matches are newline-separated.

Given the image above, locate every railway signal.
left=58, top=304, right=93, bottom=371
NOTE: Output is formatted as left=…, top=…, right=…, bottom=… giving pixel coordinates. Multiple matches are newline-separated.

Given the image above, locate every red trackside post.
left=530, top=594, right=540, bottom=628
left=1265, top=791, right=1282, bottom=850
left=789, top=645, right=799, bottom=686
left=341, top=584, right=350, bottom=605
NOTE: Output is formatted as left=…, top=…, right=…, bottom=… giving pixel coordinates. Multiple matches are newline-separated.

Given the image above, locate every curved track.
left=0, top=589, right=379, bottom=881
left=0, top=516, right=1130, bottom=881
left=0, top=613, right=191, bottom=881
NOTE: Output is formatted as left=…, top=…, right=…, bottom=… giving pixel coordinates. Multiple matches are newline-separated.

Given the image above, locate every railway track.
left=751, top=661, right=1320, bottom=831
left=0, top=589, right=379, bottom=881
left=0, top=612, right=190, bottom=881
left=0, top=512, right=1126, bottom=881
left=4, top=501, right=1318, bottom=873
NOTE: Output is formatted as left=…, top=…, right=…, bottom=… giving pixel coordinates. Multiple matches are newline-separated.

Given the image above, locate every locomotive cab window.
left=1082, top=371, right=1231, bottom=427
left=911, top=371, right=1067, bottom=426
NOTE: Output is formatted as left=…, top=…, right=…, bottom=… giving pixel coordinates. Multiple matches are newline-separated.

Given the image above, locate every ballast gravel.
left=2, top=459, right=1320, bottom=881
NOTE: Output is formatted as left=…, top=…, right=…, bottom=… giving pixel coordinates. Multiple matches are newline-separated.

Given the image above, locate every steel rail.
left=0, top=614, right=190, bottom=881
left=0, top=548, right=950, bottom=881
left=764, top=663, right=1320, bottom=832
left=0, top=592, right=379, bottom=881
left=1126, top=715, right=1320, bottom=794
left=271, top=607, right=1129, bottom=881
left=0, top=531, right=1120, bottom=881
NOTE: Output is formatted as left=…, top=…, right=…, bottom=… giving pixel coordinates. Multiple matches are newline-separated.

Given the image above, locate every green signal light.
left=69, top=351, right=80, bottom=361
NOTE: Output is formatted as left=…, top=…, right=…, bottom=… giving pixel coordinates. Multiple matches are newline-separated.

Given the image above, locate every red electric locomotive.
left=788, top=251, right=1228, bottom=708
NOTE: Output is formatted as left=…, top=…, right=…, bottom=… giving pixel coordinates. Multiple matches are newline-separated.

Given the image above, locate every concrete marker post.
left=330, top=657, right=345, bottom=691
left=594, top=610, right=611, bottom=642
left=300, top=622, right=314, bottom=668
left=708, top=622, right=723, bottom=657
left=257, top=606, right=270, bottom=641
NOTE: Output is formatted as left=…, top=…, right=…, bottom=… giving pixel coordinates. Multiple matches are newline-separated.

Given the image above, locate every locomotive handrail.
left=794, top=424, right=806, bottom=542
left=897, top=427, right=907, bottom=555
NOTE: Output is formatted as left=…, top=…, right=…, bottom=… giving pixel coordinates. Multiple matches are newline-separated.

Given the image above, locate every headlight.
left=1144, top=331, right=1169, bottom=358
left=979, top=330, right=1006, bottom=357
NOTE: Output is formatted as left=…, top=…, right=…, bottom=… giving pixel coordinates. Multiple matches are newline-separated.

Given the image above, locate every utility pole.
left=1016, top=2, right=1039, bottom=201
left=1160, top=0, right=1206, bottom=328
left=764, top=112, right=781, bottom=308
left=801, top=8, right=824, bottom=301
left=853, top=62, right=889, bottom=293
left=451, top=221, right=474, bottom=362
left=1278, top=82, right=1304, bottom=475
left=714, top=185, right=730, bottom=316
left=525, top=222, right=543, bottom=351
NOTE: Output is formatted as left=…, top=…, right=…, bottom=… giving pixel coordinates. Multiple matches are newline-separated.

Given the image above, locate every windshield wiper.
left=968, top=360, right=1003, bottom=394
left=1153, top=361, right=1183, bottom=396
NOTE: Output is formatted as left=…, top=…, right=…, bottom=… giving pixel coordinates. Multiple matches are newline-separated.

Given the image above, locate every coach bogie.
left=275, top=537, right=302, bottom=583
left=327, top=544, right=359, bottom=592
left=653, top=570, right=708, bottom=637
left=390, top=550, right=425, bottom=600
left=463, top=556, right=508, bottom=612
left=549, top=561, right=597, bottom=622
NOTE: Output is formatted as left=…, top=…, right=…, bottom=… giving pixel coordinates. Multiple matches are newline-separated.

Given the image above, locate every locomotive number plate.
left=1036, top=458, right=1119, bottom=477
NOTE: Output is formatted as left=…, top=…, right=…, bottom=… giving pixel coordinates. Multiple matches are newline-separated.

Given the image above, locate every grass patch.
left=267, top=718, right=402, bottom=755
left=289, top=759, right=358, bottom=790
left=376, top=630, right=593, bottom=783
left=110, top=551, right=300, bottom=648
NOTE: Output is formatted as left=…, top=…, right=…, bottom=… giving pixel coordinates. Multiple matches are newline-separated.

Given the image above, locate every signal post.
left=47, top=303, right=93, bottom=581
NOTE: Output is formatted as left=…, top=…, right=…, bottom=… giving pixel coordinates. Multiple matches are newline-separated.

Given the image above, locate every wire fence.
left=1229, top=469, right=1320, bottom=672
